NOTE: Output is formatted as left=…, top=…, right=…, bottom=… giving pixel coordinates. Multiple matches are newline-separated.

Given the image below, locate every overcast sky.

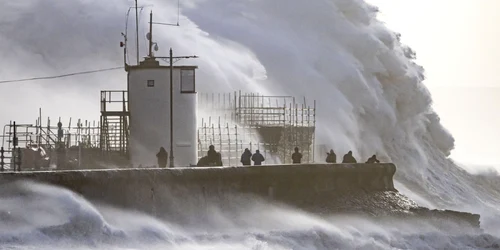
left=367, top=0, right=500, bottom=168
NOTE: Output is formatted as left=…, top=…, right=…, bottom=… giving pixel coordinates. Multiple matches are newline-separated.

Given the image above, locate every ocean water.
left=1, top=0, right=500, bottom=249
left=0, top=181, right=499, bottom=250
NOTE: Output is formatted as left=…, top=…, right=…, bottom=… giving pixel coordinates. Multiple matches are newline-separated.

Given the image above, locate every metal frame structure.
left=100, top=90, right=129, bottom=156
left=1, top=115, right=101, bottom=171
left=197, top=91, right=316, bottom=165
left=2, top=90, right=316, bottom=170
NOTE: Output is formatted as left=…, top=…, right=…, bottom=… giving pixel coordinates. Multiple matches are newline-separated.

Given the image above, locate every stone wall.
left=0, top=163, right=480, bottom=229
left=0, top=164, right=393, bottom=213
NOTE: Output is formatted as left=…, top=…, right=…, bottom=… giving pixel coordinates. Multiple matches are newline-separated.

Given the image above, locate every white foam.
left=2, top=0, right=500, bottom=249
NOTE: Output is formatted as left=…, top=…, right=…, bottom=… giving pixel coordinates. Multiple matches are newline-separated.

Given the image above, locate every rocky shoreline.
left=291, top=190, right=480, bottom=231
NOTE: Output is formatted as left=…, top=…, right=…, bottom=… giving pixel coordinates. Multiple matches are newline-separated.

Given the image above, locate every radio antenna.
left=135, top=0, right=140, bottom=65
left=177, top=0, right=180, bottom=26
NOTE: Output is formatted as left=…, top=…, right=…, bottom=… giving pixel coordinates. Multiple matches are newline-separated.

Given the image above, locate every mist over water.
left=1, top=181, right=500, bottom=250
left=2, top=0, right=500, bottom=249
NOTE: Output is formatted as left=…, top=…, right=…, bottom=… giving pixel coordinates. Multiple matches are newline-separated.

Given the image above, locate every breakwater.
left=0, top=163, right=480, bottom=230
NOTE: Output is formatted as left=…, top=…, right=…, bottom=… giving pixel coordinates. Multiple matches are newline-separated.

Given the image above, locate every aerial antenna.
left=150, top=0, right=181, bottom=27
left=120, top=32, right=127, bottom=66
left=135, top=0, right=140, bottom=65
left=148, top=11, right=153, bottom=58
left=123, top=4, right=149, bottom=65
left=146, top=11, right=160, bottom=58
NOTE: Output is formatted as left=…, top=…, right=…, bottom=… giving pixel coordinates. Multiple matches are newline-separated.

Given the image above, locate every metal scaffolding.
left=2, top=90, right=316, bottom=170
left=100, top=90, right=129, bottom=156
left=197, top=91, right=316, bottom=165
left=1, top=113, right=101, bottom=171
left=0, top=90, right=130, bottom=171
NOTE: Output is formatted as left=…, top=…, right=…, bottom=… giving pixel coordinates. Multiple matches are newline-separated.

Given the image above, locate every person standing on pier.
left=326, top=149, right=336, bottom=163
left=292, top=147, right=302, bottom=164
left=251, top=150, right=265, bottom=165
left=240, top=148, right=252, bottom=166
left=156, top=147, right=168, bottom=168
left=342, top=151, right=357, bottom=163
left=207, top=145, right=223, bottom=166
left=365, top=155, right=380, bottom=164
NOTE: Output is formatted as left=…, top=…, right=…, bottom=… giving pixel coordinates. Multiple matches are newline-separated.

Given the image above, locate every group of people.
left=156, top=145, right=224, bottom=168
left=325, top=149, right=380, bottom=164
left=242, top=147, right=304, bottom=166
left=199, top=145, right=301, bottom=167
left=156, top=145, right=381, bottom=168
left=196, top=146, right=302, bottom=166
left=240, top=148, right=265, bottom=166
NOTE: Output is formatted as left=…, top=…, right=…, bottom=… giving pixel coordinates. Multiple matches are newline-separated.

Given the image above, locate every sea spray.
left=1, top=0, right=500, bottom=248
left=0, top=181, right=498, bottom=249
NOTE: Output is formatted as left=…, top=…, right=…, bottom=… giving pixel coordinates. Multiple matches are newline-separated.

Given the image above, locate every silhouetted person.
left=156, top=147, right=168, bottom=168
left=197, top=155, right=209, bottom=167
left=366, top=155, right=380, bottom=164
left=205, top=145, right=223, bottom=166
left=251, top=150, right=265, bottom=165
left=207, top=145, right=217, bottom=164
left=326, top=149, right=336, bottom=163
left=240, top=148, right=252, bottom=166
left=342, top=151, right=357, bottom=163
left=292, top=147, right=302, bottom=164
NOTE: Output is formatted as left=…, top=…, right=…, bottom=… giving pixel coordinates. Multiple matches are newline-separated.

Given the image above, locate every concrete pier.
left=0, top=163, right=480, bottom=229
left=0, top=163, right=396, bottom=204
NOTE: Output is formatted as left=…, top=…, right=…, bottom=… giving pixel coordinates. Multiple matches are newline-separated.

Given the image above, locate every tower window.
left=147, top=80, right=155, bottom=87
left=180, top=69, right=195, bottom=93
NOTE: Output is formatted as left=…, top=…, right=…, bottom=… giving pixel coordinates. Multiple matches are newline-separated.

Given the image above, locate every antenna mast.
left=135, top=0, right=140, bottom=64
left=148, top=11, right=153, bottom=58
left=177, top=0, right=180, bottom=26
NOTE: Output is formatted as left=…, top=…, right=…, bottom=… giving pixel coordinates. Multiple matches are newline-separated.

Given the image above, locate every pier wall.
left=0, top=163, right=482, bottom=230
left=0, top=164, right=395, bottom=214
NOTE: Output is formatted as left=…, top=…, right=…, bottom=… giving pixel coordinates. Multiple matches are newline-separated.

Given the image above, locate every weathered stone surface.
left=409, top=207, right=481, bottom=229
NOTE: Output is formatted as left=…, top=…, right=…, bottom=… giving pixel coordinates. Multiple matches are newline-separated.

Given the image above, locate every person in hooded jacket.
left=251, top=150, right=265, bottom=165
left=326, top=149, right=336, bottom=163
left=342, top=151, right=357, bottom=163
left=156, top=147, right=168, bottom=168
left=240, top=148, right=252, bottom=166
left=292, top=147, right=302, bottom=164
left=366, top=154, right=380, bottom=164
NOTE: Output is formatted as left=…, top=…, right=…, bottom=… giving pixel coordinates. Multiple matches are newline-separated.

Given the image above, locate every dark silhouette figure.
left=201, top=145, right=223, bottom=166
left=197, top=156, right=209, bottom=167
left=251, top=150, right=265, bottom=165
left=366, top=155, right=380, bottom=164
left=342, top=151, right=357, bottom=163
left=207, top=145, right=217, bottom=163
left=292, top=147, right=302, bottom=164
left=156, top=147, right=168, bottom=168
left=240, top=148, right=252, bottom=166
left=326, top=149, right=336, bottom=163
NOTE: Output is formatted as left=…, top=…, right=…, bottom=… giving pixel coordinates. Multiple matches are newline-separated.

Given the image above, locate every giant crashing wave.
left=1, top=0, right=500, bottom=247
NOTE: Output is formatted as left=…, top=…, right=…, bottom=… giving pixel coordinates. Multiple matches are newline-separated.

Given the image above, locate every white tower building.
left=127, top=57, right=198, bottom=167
